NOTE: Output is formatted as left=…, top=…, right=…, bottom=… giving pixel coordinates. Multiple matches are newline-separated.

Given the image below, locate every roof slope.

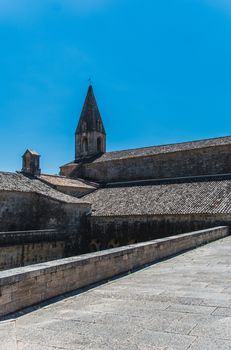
left=76, top=85, right=105, bottom=135
left=0, top=172, right=89, bottom=204
left=39, top=174, right=97, bottom=189
left=23, top=149, right=40, bottom=156
left=62, top=135, right=231, bottom=167
left=91, top=135, right=231, bottom=163
left=84, top=175, right=231, bottom=216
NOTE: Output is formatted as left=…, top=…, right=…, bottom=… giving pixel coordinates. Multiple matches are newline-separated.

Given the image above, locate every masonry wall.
left=2, top=213, right=228, bottom=270
left=76, top=130, right=106, bottom=160
left=0, top=191, right=91, bottom=270
left=84, top=214, right=231, bottom=252
left=78, top=145, right=231, bottom=182
left=0, top=191, right=89, bottom=232
left=0, top=230, right=71, bottom=270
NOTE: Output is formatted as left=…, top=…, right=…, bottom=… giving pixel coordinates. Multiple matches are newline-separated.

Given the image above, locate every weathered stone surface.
left=1, top=235, right=231, bottom=349
left=83, top=213, right=231, bottom=254
left=74, top=174, right=231, bottom=252
left=39, top=174, right=97, bottom=198
left=0, top=227, right=228, bottom=318
left=0, top=172, right=88, bottom=204
left=0, top=172, right=90, bottom=233
left=75, top=85, right=106, bottom=161
left=0, top=173, right=92, bottom=269
left=63, top=139, right=231, bottom=183
left=85, top=175, right=231, bottom=216
left=0, top=230, right=70, bottom=270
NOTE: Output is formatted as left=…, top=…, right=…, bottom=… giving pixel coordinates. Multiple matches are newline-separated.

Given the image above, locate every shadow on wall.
left=0, top=191, right=87, bottom=232
left=88, top=238, right=137, bottom=252
left=81, top=214, right=231, bottom=253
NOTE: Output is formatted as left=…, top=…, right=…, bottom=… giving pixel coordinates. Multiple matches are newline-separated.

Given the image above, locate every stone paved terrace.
left=1, top=236, right=231, bottom=350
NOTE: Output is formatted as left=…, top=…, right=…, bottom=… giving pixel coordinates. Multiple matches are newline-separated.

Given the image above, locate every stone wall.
left=0, top=226, right=229, bottom=318
left=78, top=145, right=231, bottom=182
left=2, top=212, right=229, bottom=270
left=76, top=130, right=106, bottom=160
left=84, top=214, right=231, bottom=252
left=0, top=190, right=90, bottom=269
left=0, top=191, right=89, bottom=232
left=0, top=229, right=79, bottom=271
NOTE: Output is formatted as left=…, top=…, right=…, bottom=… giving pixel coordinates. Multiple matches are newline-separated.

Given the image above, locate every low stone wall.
left=0, top=226, right=229, bottom=317
left=0, top=229, right=80, bottom=271
left=0, top=190, right=90, bottom=232
left=85, top=214, right=231, bottom=252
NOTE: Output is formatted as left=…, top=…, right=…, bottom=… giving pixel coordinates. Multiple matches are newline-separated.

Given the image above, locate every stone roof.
left=23, top=149, right=40, bottom=156
left=91, top=135, right=231, bottom=163
left=76, top=85, right=106, bottom=135
left=84, top=175, right=231, bottom=216
left=0, top=172, right=89, bottom=205
left=39, top=174, right=97, bottom=189
left=62, top=135, right=231, bottom=167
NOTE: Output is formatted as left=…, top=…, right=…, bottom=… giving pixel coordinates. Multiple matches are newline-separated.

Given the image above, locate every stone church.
left=1, top=85, right=231, bottom=269
left=59, top=85, right=231, bottom=250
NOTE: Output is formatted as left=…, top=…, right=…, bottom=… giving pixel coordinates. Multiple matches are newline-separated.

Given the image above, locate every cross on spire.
left=88, top=77, right=93, bottom=86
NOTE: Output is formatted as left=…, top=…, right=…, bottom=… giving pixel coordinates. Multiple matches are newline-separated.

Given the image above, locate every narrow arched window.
left=82, top=121, right=87, bottom=132
left=97, top=137, right=102, bottom=152
left=82, top=137, right=88, bottom=153
left=25, top=154, right=30, bottom=169
left=96, top=120, right=101, bottom=131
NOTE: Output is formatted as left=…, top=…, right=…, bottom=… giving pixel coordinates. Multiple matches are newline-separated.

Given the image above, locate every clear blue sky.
left=0, top=0, right=231, bottom=174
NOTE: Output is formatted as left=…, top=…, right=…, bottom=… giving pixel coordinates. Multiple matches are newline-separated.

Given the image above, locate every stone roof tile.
left=0, top=172, right=89, bottom=205
left=76, top=85, right=105, bottom=135
left=39, top=174, right=97, bottom=189
left=91, top=135, right=231, bottom=163
left=84, top=175, right=231, bottom=216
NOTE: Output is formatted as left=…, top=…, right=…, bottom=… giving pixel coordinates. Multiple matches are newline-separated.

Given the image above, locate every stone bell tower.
left=75, top=85, right=106, bottom=160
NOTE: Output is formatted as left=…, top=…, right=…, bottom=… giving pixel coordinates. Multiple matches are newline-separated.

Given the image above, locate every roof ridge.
left=0, top=171, right=18, bottom=175
left=40, top=173, right=66, bottom=178
left=105, top=135, right=231, bottom=155
left=105, top=173, right=231, bottom=188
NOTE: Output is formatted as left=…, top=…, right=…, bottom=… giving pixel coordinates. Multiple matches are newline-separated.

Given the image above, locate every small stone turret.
left=22, top=149, right=41, bottom=176
left=75, top=85, right=106, bottom=160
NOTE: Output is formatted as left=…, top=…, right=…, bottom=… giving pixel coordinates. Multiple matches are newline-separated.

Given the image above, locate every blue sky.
left=0, top=0, right=231, bottom=174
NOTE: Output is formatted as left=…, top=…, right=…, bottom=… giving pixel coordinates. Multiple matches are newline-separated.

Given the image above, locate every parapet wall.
left=85, top=214, right=231, bottom=252
left=0, top=229, right=77, bottom=271
left=0, top=226, right=229, bottom=317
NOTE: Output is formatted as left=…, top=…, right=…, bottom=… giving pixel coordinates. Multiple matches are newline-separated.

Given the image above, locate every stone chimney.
left=22, top=149, right=41, bottom=176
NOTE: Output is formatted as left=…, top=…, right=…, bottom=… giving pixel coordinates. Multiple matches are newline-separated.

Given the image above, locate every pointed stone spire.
left=76, top=85, right=105, bottom=135
left=75, top=85, right=106, bottom=160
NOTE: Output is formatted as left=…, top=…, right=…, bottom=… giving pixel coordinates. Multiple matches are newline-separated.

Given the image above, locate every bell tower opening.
left=82, top=137, right=88, bottom=153
left=97, top=137, right=103, bottom=153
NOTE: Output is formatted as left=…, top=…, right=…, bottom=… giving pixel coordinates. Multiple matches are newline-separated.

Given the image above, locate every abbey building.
left=60, top=85, right=231, bottom=250
left=1, top=84, right=231, bottom=269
